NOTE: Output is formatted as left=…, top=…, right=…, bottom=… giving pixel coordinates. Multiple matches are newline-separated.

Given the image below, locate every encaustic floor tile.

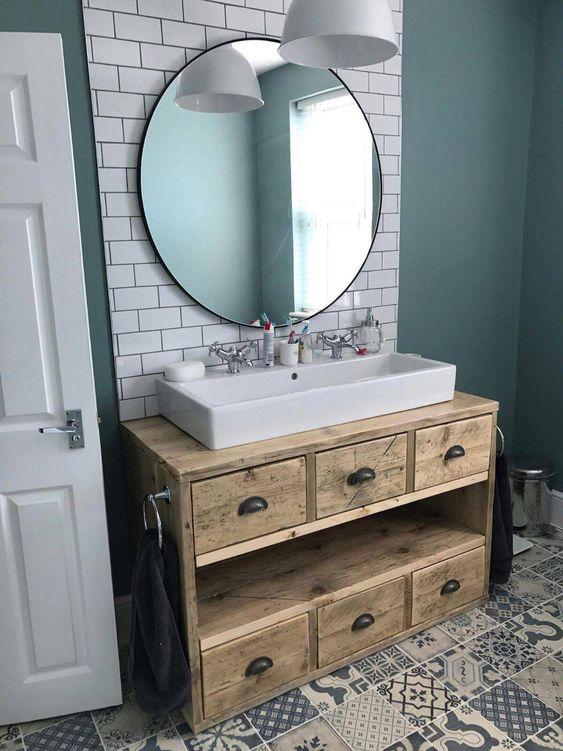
left=176, top=714, right=263, bottom=751
left=506, top=600, right=563, bottom=655
left=529, top=555, right=563, bottom=584
left=24, top=712, right=104, bottom=751
left=420, top=704, right=519, bottom=750
left=505, top=571, right=562, bottom=607
left=245, top=688, right=319, bottom=742
left=352, top=645, right=416, bottom=685
left=125, top=727, right=186, bottom=751
left=512, top=655, right=563, bottom=714
left=92, top=694, right=171, bottom=751
left=301, top=664, right=370, bottom=712
left=469, top=678, right=559, bottom=744
left=423, top=643, right=505, bottom=701
left=512, top=545, right=556, bottom=573
left=269, top=717, right=350, bottom=751
left=397, top=628, right=457, bottom=663
left=521, top=718, right=563, bottom=751
left=481, top=583, right=533, bottom=623
left=375, top=665, right=462, bottom=728
left=437, top=609, right=497, bottom=643
left=465, top=624, right=543, bottom=676
left=325, top=687, right=410, bottom=751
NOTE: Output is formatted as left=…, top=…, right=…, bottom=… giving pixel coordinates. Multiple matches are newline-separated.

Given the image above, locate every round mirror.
left=140, top=39, right=381, bottom=327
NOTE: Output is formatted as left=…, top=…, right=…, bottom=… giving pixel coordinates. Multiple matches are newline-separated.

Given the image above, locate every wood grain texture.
left=411, top=546, right=485, bottom=625
left=318, top=578, right=405, bottom=666
left=192, top=457, right=306, bottom=555
left=121, top=392, right=498, bottom=482
left=414, top=415, right=492, bottom=491
left=315, top=434, right=407, bottom=519
left=201, top=614, right=310, bottom=717
left=196, top=506, right=485, bottom=649
left=195, top=472, right=489, bottom=568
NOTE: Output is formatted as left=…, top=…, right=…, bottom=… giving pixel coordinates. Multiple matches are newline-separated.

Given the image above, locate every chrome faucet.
left=208, top=340, right=258, bottom=374
left=317, top=329, right=361, bottom=359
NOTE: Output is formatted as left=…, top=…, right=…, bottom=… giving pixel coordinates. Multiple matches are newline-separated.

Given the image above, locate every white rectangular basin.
left=156, top=352, right=456, bottom=450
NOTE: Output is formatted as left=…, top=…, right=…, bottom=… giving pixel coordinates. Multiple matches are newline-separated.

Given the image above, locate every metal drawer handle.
left=347, top=467, right=376, bottom=486
left=440, top=579, right=461, bottom=596
left=444, top=445, right=465, bottom=461
left=245, top=656, right=273, bottom=677
left=351, top=613, right=375, bottom=631
left=238, top=496, right=269, bottom=516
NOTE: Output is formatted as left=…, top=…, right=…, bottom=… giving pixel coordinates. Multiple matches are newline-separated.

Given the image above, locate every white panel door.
left=0, top=32, right=121, bottom=723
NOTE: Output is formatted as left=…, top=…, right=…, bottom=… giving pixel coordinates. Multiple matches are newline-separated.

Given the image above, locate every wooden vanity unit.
left=122, top=391, right=498, bottom=732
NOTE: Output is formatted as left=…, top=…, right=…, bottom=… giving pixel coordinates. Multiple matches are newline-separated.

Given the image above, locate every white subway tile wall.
left=82, top=0, right=403, bottom=420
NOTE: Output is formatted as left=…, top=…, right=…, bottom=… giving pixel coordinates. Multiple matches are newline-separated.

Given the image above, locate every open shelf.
left=196, top=503, right=485, bottom=650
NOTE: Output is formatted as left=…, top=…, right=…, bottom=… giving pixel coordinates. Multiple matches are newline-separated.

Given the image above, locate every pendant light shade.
left=175, top=45, right=264, bottom=113
left=279, top=0, right=398, bottom=69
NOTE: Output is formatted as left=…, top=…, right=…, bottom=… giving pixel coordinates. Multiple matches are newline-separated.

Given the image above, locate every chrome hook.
left=142, top=486, right=171, bottom=549
left=496, top=425, right=505, bottom=458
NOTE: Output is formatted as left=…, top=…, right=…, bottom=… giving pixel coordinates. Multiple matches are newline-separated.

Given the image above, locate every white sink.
left=156, top=352, right=456, bottom=450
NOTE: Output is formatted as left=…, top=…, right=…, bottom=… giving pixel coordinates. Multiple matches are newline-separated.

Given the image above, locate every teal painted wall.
left=0, top=0, right=131, bottom=595
left=141, top=85, right=263, bottom=323
left=514, top=0, right=563, bottom=491
left=256, top=64, right=338, bottom=323
left=398, top=0, right=537, bottom=448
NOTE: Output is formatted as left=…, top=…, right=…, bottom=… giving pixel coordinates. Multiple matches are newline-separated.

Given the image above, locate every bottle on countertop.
left=360, top=308, right=385, bottom=353
left=263, top=321, right=275, bottom=367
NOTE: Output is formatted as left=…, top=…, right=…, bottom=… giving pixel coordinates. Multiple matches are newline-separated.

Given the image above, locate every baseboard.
left=546, top=489, right=563, bottom=529
left=115, top=594, right=132, bottom=650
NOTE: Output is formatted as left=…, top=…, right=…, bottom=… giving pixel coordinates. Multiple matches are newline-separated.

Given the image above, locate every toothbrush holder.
left=279, top=342, right=299, bottom=366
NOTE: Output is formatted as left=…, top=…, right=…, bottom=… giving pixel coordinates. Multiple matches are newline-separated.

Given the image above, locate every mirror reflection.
left=140, top=40, right=381, bottom=326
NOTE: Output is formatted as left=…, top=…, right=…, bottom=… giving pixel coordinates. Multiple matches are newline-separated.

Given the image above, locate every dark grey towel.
left=129, top=529, right=190, bottom=714
left=489, top=453, right=514, bottom=584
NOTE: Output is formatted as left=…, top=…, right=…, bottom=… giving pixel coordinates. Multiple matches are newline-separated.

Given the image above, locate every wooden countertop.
left=121, top=391, right=498, bottom=482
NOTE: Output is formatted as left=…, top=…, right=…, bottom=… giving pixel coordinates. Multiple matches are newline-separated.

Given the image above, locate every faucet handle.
left=208, top=341, right=221, bottom=355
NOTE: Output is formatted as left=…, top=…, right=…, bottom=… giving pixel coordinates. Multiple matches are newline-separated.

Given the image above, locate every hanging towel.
left=129, top=528, right=191, bottom=714
left=489, top=452, right=514, bottom=585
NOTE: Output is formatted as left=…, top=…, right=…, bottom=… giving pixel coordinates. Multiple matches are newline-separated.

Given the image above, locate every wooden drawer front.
left=317, top=578, right=405, bottom=667
left=411, top=547, right=485, bottom=625
left=414, top=415, right=492, bottom=491
left=202, top=614, right=310, bottom=717
left=316, top=434, right=407, bottom=519
left=192, top=457, right=307, bottom=554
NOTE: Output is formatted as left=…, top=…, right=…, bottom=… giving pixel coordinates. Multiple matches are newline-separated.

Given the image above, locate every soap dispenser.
left=360, top=308, right=385, bottom=353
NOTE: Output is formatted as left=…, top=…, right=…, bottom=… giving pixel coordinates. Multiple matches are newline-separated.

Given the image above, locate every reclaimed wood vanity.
left=122, top=391, right=498, bottom=732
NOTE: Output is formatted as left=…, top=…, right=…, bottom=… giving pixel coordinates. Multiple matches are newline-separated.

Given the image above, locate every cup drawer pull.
left=238, top=496, right=269, bottom=516
left=347, top=467, right=376, bottom=486
left=245, top=656, right=273, bottom=677
left=351, top=613, right=375, bottom=631
left=440, top=579, right=461, bottom=596
left=444, top=445, right=466, bottom=461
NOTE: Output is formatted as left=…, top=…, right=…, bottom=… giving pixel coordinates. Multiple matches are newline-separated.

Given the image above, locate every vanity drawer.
left=201, top=614, right=310, bottom=717
left=411, top=547, right=485, bottom=625
left=414, top=415, right=492, bottom=491
left=317, top=578, right=405, bottom=667
left=192, top=457, right=307, bottom=554
left=316, top=434, right=407, bottom=519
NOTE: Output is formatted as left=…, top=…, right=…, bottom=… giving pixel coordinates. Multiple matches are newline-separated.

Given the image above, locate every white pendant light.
left=175, top=45, right=264, bottom=113
left=279, top=0, right=398, bottom=69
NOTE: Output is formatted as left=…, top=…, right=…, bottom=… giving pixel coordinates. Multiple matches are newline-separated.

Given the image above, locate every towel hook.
left=496, top=425, right=505, bottom=458
left=143, top=486, right=171, bottom=549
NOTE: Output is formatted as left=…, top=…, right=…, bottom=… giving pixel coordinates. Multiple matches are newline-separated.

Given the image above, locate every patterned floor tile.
left=269, top=717, right=349, bottom=751
left=437, top=609, right=497, bottom=643
left=482, top=583, right=533, bottom=623
left=381, top=731, right=437, bottom=750
left=0, top=740, right=23, bottom=751
left=469, top=679, right=559, bottom=743
left=423, top=644, right=505, bottom=701
left=126, top=727, right=186, bottom=750
left=530, top=556, right=563, bottom=584
left=528, top=525, right=563, bottom=554
left=92, top=694, right=171, bottom=751
left=326, top=688, right=410, bottom=750
left=512, top=546, right=556, bottom=573
left=512, top=655, right=563, bottom=714
left=376, top=665, right=461, bottom=728
left=507, top=601, right=563, bottom=655
left=420, top=705, right=518, bottom=750
left=18, top=712, right=78, bottom=738
left=24, top=713, right=103, bottom=751
left=353, top=645, right=416, bottom=684
left=398, top=628, right=457, bottom=663
left=505, top=571, right=562, bottom=606
left=522, top=718, right=563, bottom=751
left=0, top=725, right=21, bottom=748
left=245, top=688, right=318, bottom=742
left=177, top=714, right=263, bottom=751
left=301, top=664, right=369, bottom=712
left=466, top=625, right=543, bottom=676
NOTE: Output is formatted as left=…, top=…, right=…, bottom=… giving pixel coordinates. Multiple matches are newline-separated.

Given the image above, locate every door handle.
left=39, top=409, right=84, bottom=449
